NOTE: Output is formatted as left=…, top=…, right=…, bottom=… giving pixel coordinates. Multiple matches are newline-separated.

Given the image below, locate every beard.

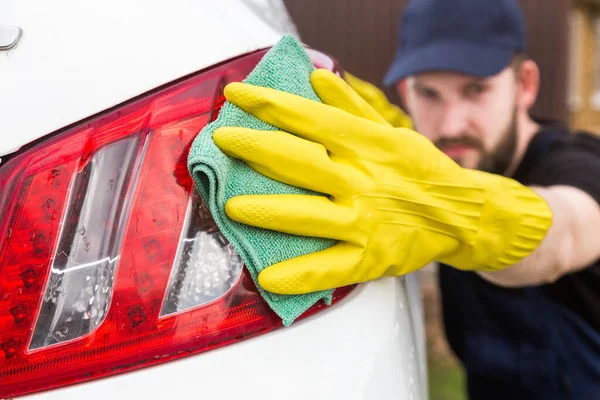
left=432, top=109, right=518, bottom=175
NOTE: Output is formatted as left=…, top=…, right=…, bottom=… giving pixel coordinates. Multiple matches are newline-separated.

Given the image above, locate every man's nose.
left=439, top=102, right=468, bottom=138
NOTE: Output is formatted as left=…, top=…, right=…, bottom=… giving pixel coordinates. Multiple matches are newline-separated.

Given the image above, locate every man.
left=381, top=0, right=600, bottom=398
left=211, top=0, right=600, bottom=398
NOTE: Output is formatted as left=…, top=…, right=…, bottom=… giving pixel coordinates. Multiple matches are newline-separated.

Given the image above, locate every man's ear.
left=396, top=79, right=410, bottom=114
left=517, top=60, right=540, bottom=111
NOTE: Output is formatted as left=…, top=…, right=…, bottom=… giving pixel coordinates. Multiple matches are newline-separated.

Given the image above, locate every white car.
left=0, top=1, right=427, bottom=399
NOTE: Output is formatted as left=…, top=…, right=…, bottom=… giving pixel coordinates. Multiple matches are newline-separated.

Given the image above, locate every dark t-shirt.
left=512, top=125, right=600, bottom=332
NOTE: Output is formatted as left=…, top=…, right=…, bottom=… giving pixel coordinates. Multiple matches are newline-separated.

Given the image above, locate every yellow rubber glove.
left=345, top=72, right=413, bottom=129
left=213, top=69, right=553, bottom=295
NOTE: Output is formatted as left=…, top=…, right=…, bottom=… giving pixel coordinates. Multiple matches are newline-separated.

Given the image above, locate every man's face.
left=399, top=66, right=519, bottom=174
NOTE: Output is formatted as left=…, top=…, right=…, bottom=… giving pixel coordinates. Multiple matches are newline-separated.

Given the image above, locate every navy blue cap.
left=383, top=0, right=526, bottom=86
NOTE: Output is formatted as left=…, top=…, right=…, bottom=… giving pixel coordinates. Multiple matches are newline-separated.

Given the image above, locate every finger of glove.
left=223, top=82, right=389, bottom=156
left=343, top=72, right=414, bottom=129
left=344, top=72, right=378, bottom=102
left=310, top=69, right=389, bottom=125
left=225, top=194, right=359, bottom=243
left=258, top=242, right=365, bottom=294
left=213, top=127, right=349, bottom=196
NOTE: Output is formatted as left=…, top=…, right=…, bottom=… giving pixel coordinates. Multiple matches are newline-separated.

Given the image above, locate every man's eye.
left=418, top=88, right=438, bottom=100
left=465, top=84, right=486, bottom=96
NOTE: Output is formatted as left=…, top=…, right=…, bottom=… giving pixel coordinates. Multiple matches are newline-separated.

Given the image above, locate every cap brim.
left=383, top=40, right=514, bottom=86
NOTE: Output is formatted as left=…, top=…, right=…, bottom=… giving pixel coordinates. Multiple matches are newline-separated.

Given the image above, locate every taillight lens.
left=0, top=47, right=352, bottom=398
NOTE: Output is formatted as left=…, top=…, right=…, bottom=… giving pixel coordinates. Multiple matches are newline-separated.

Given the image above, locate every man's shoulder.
left=531, top=125, right=600, bottom=161
left=548, top=127, right=600, bottom=150
left=523, top=125, right=600, bottom=189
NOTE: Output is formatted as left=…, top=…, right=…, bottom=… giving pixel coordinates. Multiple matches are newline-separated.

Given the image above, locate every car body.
left=0, top=1, right=427, bottom=398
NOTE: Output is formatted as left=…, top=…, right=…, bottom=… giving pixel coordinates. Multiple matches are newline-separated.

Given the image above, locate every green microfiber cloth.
left=187, top=35, right=335, bottom=326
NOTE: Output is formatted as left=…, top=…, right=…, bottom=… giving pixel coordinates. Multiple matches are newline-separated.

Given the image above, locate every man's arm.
left=478, top=185, right=600, bottom=287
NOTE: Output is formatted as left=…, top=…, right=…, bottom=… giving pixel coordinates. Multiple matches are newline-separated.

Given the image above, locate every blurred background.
left=283, top=0, right=600, bottom=398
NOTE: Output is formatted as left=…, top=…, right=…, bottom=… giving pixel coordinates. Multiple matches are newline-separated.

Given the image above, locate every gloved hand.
left=213, top=69, right=553, bottom=295
left=344, top=72, right=413, bottom=129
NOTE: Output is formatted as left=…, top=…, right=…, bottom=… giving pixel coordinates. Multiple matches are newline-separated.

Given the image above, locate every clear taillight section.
left=31, top=137, right=142, bottom=350
left=160, top=190, right=245, bottom=317
left=0, top=47, right=352, bottom=398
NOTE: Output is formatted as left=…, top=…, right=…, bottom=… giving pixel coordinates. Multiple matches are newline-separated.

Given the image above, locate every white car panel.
left=0, top=0, right=290, bottom=157
left=25, top=278, right=425, bottom=400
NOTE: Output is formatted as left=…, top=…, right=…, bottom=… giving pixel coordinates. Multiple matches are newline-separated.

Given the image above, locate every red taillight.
left=0, top=48, right=353, bottom=398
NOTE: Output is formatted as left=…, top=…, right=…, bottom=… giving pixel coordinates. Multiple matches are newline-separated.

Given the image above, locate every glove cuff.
left=476, top=179, right=553, bottom=271
left=435, top=170, right=552, bottom=271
